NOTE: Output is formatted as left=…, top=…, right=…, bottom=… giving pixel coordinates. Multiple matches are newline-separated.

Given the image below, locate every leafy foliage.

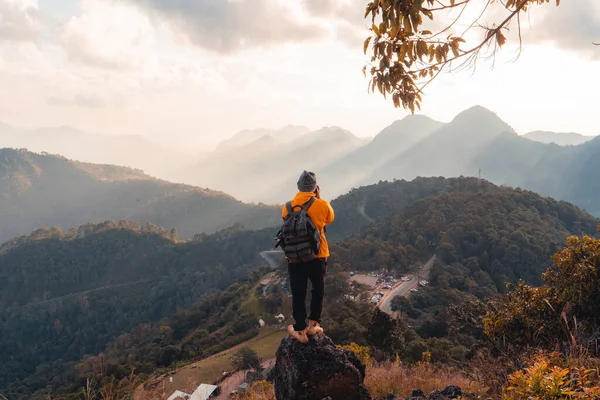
left=484, top=235, right=600, bottom=349
left=363, top=0, right=560, bottom=111
left=231, top=347, right=261, bottom=371
left=0, top=222, right=274, bottom=399
left=504, top=351, right=600, bottom=399
left=337, top=343, right=372, bottom=367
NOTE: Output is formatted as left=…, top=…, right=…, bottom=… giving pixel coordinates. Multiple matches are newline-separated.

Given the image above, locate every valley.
left=2, top=171, right=598, bottom=399
left=2, top=0, right=599, bottom=396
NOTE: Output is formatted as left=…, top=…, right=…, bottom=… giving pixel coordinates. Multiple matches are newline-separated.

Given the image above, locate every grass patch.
left=365, top=362, right=482, bottom=398
left=141, top=327, right=287, bottom=398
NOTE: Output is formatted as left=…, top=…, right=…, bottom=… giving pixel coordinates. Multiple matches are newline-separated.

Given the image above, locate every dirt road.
left=378, top=255, right=436, bottom=315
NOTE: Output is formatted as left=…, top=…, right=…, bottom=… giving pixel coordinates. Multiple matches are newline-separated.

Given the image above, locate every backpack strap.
left=302, top=196, right=317, bottom=211
left=285, top=201, right=293, bottom=214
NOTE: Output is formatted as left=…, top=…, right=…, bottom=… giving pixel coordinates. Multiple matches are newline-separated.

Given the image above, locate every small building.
left=168, top=384, right=219, bottom=400
left=168, top=390, right=189, bottom=400
left=190, top=384, right=219, bottom=400
left=349, top=271, right=356, bottom=277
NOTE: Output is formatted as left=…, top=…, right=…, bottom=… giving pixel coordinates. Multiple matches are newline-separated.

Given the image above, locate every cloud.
left=302, top=0, right=365, bottom=25
left=61, top=0, right=156, bottom=69
left=0, top=0, right=40, bottom=43
left=530, top=0, right=600, bottom=58
left=47, top=94, right=106, bottom=108
left=123, top=0, right=326, bottom=53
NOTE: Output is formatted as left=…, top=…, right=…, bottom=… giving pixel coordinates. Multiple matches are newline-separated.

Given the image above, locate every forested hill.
left=328, top=176, right=597, bottom=243
left=331, top=177, right=598, bottom=297
left=327, top=176, right=473, bottom=241
left=0, top=221, right=274, bottom=399
left=2, top=177, right=598, bottom=399
left=0, top=148, right=280, bottom=243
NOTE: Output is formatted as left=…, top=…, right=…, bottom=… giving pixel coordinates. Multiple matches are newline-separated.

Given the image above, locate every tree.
left=362, top=0, right=561, bottom=112
left=365, top=308, right=406, bottom=356
left=483, top=235, right=600, bottom=349
left=231, top=346, right=261, bottom=371
left=390, top=295, right=412, bottom=315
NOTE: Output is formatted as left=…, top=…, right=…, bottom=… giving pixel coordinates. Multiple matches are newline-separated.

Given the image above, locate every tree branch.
left=365, top=0, right=558, bottom=112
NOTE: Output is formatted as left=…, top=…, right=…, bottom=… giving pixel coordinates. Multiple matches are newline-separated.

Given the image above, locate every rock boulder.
left=272, top=334, right=371, bottom=400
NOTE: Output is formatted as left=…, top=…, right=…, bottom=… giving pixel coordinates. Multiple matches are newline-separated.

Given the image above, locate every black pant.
left=288, top=258, right=327, bottom=331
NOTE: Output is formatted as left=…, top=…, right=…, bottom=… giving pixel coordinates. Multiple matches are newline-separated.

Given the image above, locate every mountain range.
left=3, top=107, right=598, bottom=216
left=2, top=105, right=599, bottom=242
left=0, top=148, right=280, bottom=243
left=0, top=122, right=199, bottom=181
left=175, top=125, right=369, bottom=203
left=180, top=106, right=600, bottom=216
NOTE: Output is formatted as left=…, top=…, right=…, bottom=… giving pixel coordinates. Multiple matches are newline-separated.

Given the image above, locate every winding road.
left=378, top=255, right=436, bottom=315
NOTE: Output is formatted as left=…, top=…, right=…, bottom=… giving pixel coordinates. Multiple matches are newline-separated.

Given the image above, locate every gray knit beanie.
left=297, top=170, right=317, bottom=192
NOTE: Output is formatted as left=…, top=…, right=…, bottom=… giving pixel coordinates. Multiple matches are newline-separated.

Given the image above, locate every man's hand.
left=315, top=185, right=321, bottom=199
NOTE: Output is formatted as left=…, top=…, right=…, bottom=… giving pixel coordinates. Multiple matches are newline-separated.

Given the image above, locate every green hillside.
left=0, top=222, right=274, bottom=399
left=2, top=177, right=599, bottom=399
left=0, top=148, right=280, bottom=243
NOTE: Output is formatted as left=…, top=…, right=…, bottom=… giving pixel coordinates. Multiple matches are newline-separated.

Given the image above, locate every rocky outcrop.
left=272, top=334, right=371, bottom=400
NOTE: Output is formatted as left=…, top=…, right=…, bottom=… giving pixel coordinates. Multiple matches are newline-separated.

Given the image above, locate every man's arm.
left=324, top=201, right=334, bottom=225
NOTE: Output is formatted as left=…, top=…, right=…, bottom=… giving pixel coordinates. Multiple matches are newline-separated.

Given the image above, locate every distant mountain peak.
left=307, top=126, right=360, bottom=143
left=449, top=105, right=515, bottom=135
left=396, top=114, right=440, bottom=123
left=452, top=105, right=498, bottom=120
left=372, top=115, right=444, bottom=145
left=523, top=131, right=594, bottom=146
left=279, top=124, right=310, bottom=132
left=314, top=126, right=353, bottom=135
left=254, top=134, right=278, bottom=145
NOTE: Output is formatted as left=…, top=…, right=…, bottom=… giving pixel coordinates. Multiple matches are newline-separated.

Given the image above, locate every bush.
left=503, top=351, right=600, bottom=399
left=338, top=343, right=371, bottom=367
left=231, top=347, right=261, bottom=371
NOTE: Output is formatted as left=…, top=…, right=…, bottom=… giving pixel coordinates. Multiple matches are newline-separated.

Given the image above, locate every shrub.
left=338, top=343, right=372, bottom=367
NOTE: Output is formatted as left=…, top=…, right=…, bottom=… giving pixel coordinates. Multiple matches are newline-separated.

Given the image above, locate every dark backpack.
left=275, top=197, right=321, bottom=263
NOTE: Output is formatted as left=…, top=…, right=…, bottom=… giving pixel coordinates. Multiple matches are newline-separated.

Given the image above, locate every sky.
left=0, top=0, right=598, bottom=152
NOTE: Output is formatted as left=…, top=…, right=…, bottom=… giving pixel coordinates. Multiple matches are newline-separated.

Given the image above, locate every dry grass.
left=231, top=361, right=485, bottom=400
left=365, top=361, right=484, bottom=398
left=236, top=381, right=275, bottom=400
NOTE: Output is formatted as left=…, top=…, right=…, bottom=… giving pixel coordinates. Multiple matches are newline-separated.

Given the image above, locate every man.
left=282, top=170, right=334, bottom=343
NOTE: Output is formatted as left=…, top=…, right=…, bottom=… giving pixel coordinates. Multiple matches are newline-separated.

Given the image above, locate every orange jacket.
left=281, top=191, right=335, bottom=259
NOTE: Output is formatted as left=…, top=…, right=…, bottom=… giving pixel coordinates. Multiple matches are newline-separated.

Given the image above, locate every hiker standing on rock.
left=276, top=170, right=334, bottom=343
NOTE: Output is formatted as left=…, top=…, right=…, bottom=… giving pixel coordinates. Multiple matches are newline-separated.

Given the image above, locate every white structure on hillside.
left=167, top=390, right=189, bottom=400
left=167, top=384, right=218, bottom=400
